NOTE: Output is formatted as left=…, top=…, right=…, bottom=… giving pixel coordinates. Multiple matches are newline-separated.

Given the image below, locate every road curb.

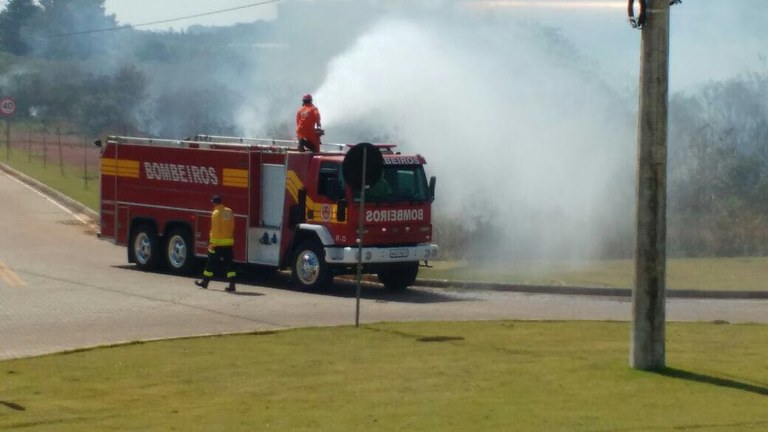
left=414, top=279, right=768, bottom=300
left=0, top=161, right=99, bottom=223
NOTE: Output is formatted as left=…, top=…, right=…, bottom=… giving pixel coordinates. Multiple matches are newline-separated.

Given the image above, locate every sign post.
left=1, top=97, right=17, bottom=161
left=342, top=143, right=384, bottom=327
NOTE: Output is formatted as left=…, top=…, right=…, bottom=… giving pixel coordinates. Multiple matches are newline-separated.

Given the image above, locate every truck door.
left=248, top=163, right=286, bottom=265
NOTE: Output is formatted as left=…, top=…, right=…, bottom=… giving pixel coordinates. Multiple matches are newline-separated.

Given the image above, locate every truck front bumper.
left=325, top=243, right=439, bottom=264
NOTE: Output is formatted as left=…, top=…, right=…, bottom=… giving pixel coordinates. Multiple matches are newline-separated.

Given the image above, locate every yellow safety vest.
left=209, top=204, right=234, bottom=247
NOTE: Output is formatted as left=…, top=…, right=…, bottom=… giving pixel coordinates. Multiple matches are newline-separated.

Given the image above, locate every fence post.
left=42, top=128, right=48, bottom=168
left=83, top=136, right=88, bottom=190
left=58, top=127, right=64, bottom=176
left=4, top=119, right=10, bottom=161
left=27, top=124, right=32, bottom=163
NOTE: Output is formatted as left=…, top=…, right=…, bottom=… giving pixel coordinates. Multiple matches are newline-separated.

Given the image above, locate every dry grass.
left=421, top=257, right=768, bottom=291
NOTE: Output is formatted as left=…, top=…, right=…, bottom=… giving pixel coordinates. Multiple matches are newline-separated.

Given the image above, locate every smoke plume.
left=310, top=15, right=636, bottom=261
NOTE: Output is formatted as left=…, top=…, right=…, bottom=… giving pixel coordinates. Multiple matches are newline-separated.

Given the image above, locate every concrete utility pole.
left=631, top=0, right=670, bottom=370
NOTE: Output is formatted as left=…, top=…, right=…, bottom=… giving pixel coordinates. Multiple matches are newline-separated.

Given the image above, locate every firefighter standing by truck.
left=296, top=93, right=323, bottom=152
left=195, top=195, right=237, bottom=292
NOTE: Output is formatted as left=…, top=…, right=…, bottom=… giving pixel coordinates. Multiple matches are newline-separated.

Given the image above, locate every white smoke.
left=228, top=0, right=768, bottom=262
left=313, top=17, right=636, bottom=260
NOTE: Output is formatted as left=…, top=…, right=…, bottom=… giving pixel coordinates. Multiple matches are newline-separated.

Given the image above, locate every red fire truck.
left=97, top=135, right=438, bottom=290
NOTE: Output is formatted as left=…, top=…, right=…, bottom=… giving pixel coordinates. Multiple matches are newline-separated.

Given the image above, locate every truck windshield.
left=347, top=165, right=430, bottom=203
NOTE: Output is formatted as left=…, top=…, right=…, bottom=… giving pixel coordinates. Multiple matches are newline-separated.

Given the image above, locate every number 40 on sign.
left=1, top=97, right=16, bottom=116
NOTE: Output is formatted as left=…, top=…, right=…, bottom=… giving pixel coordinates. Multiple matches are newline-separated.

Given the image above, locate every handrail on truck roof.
left=105, top=135, right=351, bottom=154
left=106, top=135, right=302, bottom=153
left=195, top=134, right=348, bottom=153
left=104, top=135, right=398, bottom=155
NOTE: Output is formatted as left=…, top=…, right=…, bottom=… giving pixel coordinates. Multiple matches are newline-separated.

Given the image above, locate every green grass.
left=1, top=321, right=767, bottom=431
left=1, top=148, right=99, bottom=211
left=421, top=257, right=768, bottom=291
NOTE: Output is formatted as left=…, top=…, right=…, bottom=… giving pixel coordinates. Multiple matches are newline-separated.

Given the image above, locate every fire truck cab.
left=97, top=135, right=438, bottom=290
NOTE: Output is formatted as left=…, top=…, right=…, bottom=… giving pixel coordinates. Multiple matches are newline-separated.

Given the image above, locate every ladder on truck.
left=196, top=135, right=347, bottom=153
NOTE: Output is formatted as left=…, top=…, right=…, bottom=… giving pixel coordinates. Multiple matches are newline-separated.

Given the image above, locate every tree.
left=668, top=71, right=768, bottom=256
left=30, top=0, right=117, bottom=59
left=74, top=65, right=148, bottom=135
left=149, top=87, right=237, bottom=138
left=0, top=0, right=40, bottom=55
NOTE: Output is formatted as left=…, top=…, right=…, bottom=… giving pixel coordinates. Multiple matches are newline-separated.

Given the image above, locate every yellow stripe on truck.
left=222, top=168, right=248, bottom=188
left=286, top=170, right=345, bottom=224
left=286, top=170, right=302, bottom=202
left=101, top=158, right=140, bottom=178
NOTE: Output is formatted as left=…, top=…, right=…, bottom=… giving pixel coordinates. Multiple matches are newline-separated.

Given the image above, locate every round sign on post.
left=0, top=97, right=16, bottom=117
left=342, top=142, right=384, bottom=191
left=343, top=142, right=385, bottom=328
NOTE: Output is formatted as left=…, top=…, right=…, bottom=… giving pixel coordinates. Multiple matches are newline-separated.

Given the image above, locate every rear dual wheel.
left=165, top=227, right=195, bottom=275
left=130, top=224, right=195, bottom=274
left=130, top=224, right=161, bottom=271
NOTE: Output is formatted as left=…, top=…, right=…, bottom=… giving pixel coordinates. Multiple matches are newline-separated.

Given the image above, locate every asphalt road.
left=0, top=169, right=766, bottom=361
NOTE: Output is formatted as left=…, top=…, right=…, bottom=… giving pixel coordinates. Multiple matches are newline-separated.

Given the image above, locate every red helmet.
left=302, top=93, right=313, bottom=103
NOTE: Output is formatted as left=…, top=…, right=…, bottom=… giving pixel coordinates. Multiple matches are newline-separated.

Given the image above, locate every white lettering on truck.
left=366, top=209, right=424, bottom=223
left=144, top=162, right=218, bottom=185
left=383, top=156, right=421, bottom=165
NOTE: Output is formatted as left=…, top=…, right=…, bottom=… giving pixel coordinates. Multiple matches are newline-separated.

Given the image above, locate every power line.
left=37, top=0, right=282, bottom=39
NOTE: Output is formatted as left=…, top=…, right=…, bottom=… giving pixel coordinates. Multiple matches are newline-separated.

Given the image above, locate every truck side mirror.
left=94, top=139, right=102, bottom=148
left=289, top=189, right=307, bottom=227
left=337, top=199, right=347, bottom=222
left=297, top=189, right=307, bottom=223
left=429, top=176, right=437, bottom=202
left=326, top=177, right=343, bottom=201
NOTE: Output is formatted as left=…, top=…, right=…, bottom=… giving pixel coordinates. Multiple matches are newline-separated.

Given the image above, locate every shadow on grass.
left=657, top=367, right=768, bottom=397
left=0, top=401, right=26, bottom=411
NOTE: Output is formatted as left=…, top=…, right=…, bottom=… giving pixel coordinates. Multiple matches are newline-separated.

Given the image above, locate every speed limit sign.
left=1, top=97, right=16, bottom=116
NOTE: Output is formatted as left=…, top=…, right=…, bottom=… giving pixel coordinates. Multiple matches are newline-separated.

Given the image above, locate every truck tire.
left=165, top=227, right=195, bottom=275
left=130, top=224, right=161, bottom=271
left=292, top=240, right=333, bottom=290
left=377, top=262, right=419, bottom=291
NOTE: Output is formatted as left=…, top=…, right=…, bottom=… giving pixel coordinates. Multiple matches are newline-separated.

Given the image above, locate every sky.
left=102, top=0, right=278, bottom=30
left=0, top=0, right=279, bottom=30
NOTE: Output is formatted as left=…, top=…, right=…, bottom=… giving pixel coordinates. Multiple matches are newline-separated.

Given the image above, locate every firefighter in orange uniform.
left=296, top=93, right=323, bottom=152
left=195, top=195, right=237, bottom=292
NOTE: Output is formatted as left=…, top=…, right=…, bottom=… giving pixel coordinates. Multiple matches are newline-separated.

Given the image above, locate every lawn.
left=1, top=321, right=767, bottom=431
left=1, top=148, right=99, bottom=211
left=420, top=257, right=768, bottom=291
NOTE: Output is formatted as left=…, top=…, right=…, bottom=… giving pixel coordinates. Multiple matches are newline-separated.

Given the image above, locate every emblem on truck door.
left=321, top=204, right=332, bottom=222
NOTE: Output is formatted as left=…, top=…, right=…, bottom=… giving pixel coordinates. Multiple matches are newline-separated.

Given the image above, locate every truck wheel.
left=377, top=262, right=419, bottom=291
left=165, top=227, right=195, bottom=275
left=131, top=224, right=161, bottom=271
left=292, top=241, right=332, bottom=290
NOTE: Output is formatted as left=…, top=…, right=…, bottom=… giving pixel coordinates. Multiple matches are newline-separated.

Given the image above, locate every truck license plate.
left=390, top=248, right=409, bottom=258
